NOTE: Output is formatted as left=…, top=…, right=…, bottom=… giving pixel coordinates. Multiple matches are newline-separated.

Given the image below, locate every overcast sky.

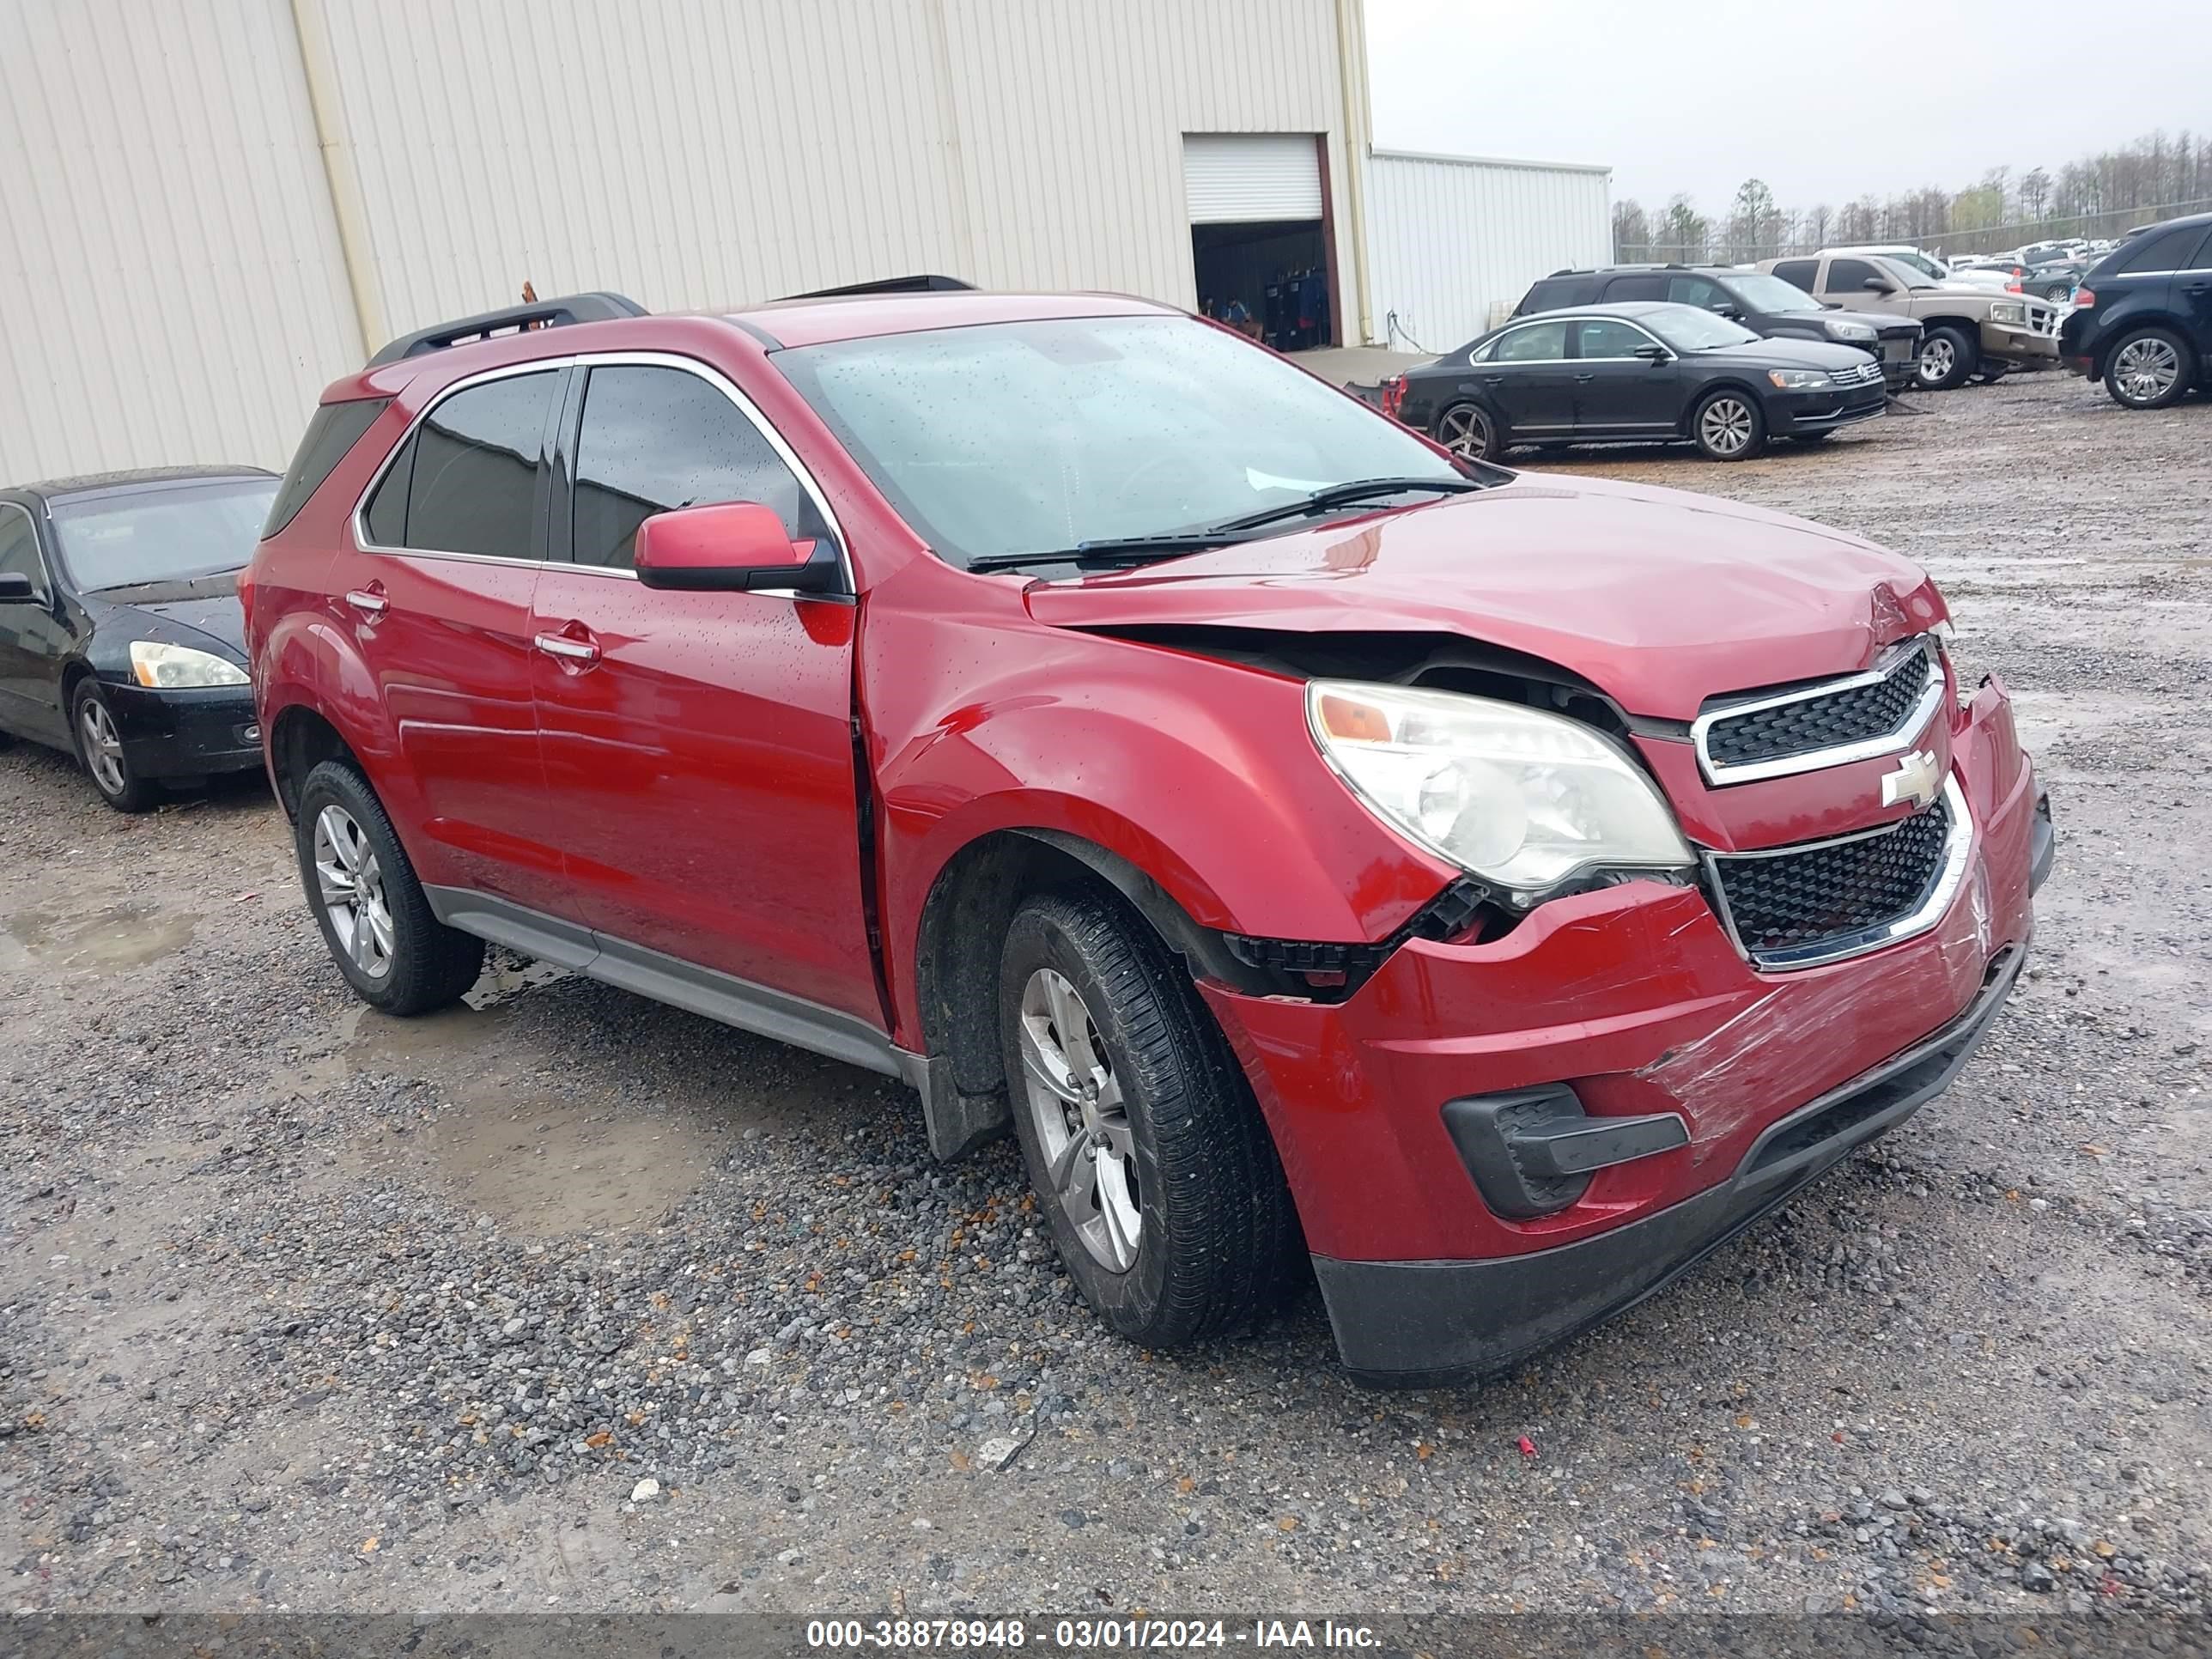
left=1364, top=0, right=2212, bottom=214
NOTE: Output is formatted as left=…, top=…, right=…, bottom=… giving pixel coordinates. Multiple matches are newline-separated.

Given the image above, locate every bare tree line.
left=1613, top=128, right=2212, bottom=264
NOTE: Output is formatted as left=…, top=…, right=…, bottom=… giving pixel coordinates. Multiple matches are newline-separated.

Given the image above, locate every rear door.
left=1569, top=318, right=1679, bottom=434
left=1471, top=319, right=1575, bottom=434
left=337, top=365, right=569, bottom=912
left=529, top=354, right=882, bottom=1024
left=0, top=501, right=71, bottom=743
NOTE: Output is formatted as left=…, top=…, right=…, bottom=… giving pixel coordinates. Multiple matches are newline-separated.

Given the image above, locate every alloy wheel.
left=1436, top=404, right=1492, bottom=459
left=2112, top=337, right=2182, bottom=404
left=1698, top=396, right=1754, bottom=457
left=313, top=804, right=397, bottom=981
left=1917, top=337, right=1956, bottom=386
left=1017, top=966, right=1141, bottom=1273
left=77, top=700, right=126, bottom=796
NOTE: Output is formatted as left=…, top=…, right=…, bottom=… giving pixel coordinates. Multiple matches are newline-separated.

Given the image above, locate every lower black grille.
left=1711, top=796, right=1953, bottom=967
left=1702, top=642, right=1934, bottom=772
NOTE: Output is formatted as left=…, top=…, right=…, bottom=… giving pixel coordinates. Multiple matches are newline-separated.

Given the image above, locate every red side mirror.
left=633, top=501, right=842, bottom=595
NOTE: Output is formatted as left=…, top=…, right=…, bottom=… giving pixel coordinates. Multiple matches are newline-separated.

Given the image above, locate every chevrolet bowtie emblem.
left=1881, top=749, right=1942, bottom=811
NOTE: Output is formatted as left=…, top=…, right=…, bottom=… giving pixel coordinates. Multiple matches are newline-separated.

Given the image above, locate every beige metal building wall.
left=0, top=0, right=363, bottom=481
left=1364, top=147, right=1613, bottom=353
left=313, top=0, right=1357, bottom=337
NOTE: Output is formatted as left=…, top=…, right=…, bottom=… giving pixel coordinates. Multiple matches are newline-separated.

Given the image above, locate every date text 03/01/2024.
left=803, top=1617, right=1382, bottom=1649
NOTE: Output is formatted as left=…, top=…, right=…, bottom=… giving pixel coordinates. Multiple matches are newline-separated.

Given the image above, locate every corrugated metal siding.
left=1364, top=149, right=1612, bottom=353
left=3, top=0, right=1360, bottom=477
left=319, top=0, right=1352, bottom=334
left=0, top=0, right=363, bottom=479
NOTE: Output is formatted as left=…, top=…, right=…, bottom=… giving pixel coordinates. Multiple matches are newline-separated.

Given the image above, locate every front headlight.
left=1307, top=681, right=1694, bottom=904
left=1987, top=301, right=2026, bottom=325
left=130, top=641, right=248, bottom=689
left=1829, top=322, right=1878, bottom=343
left=1767, top=368, right=1832, bottom=389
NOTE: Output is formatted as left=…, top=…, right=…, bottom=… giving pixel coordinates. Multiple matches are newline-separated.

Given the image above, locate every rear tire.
left=1690, top=389, right=1765, bottom=460
left=71, top=682, right=159, bottom=812
left=998, top=890, right=1299, bottom=1350
left=1433, top=401, right=1501, bottom=462
left=2103, top=327, right=2192, bottom=410
left=295, top=758, right=483, bottom=1015
left=1915, top=325, right=1978, bottom=391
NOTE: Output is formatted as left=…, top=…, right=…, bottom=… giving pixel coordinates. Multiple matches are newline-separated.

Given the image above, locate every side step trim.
left=423, top=885, right=905, bottom=1080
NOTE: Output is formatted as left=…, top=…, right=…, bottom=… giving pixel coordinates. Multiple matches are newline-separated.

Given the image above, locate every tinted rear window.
left=2113, top=224, right=2210, bottom=275
left=1517, top=277, right=1590, bottom=314
left=263, top=398, right=390, bottom=538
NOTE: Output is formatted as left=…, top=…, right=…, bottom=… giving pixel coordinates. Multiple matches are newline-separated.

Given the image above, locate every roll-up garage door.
left=1182, top=135, right=1324, bottom=225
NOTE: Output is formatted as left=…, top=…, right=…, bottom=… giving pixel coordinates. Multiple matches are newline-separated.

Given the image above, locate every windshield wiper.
left=1202, top=475, right=1488, bottom=536
left=965, top=533, right=1243, bottom=574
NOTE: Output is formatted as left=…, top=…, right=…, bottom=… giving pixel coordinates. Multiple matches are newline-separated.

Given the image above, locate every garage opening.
left=1184, top=134, right=1336, bottom=352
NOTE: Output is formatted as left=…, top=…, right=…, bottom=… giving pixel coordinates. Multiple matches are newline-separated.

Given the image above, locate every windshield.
left=50, top=480, right=277, bottom=589
left=775, top=315, right=1462, bottom=568
left=1727, top=272, right=1824, bottom=314
left=1647, top=307, right=1763, bottom=352
left=1889, top=251, right=1948, bottom=279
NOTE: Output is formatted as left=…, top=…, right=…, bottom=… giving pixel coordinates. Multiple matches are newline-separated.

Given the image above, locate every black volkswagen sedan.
left=0, top=466, right=277, bottom=811
left=1389, top=302, right=1887, bottom=463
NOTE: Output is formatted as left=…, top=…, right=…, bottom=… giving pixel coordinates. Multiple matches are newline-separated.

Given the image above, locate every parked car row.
left=4, top=279, right=2053, bottom=1387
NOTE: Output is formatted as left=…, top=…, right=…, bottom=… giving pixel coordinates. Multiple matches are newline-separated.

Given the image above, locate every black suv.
left=1517, top=265, right=1923, bottom=390
left=2058, top=213, right=2212, bottom=409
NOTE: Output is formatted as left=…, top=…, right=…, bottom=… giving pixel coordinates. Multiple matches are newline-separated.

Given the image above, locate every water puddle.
left=1, top=901, right=197, bottom=971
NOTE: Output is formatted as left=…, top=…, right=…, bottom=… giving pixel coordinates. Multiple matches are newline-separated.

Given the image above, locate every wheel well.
left=1683, top=380, right=1765, bottom=433
left=60, top=661, right=94, bottom=708
left=269, top=707, right=356, bottom=819
left=913, top=830, right=1253, bottom=1103
left=1920, top=316, right=1978, bottom=340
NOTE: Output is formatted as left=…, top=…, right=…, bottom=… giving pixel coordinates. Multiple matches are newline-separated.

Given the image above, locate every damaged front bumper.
left=1198, top=679, right=2048, bottom=1385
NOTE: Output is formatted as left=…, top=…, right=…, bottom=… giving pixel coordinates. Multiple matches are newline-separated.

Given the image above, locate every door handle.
left=533, top=630, right=600, bottom=664
left=344, top=587, right=387, bottom=617
left=1574, top=373, right=1595, bottom=382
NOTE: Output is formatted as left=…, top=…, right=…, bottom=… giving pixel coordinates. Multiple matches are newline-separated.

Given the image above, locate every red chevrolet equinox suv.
left=246, top=285, right=2054, bottom=1385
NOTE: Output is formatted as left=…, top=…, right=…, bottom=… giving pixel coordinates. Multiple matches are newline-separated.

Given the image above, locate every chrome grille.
left=1694, top=637, right=1942, bottom=784
left=1707, top=781, right=1969, bottom=971
left=1829, top=362, right=1884, bottom=389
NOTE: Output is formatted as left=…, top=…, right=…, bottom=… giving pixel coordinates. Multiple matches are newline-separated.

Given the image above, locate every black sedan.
left=1390, top=302, right=1888, bottom=463
left=0, top=466, right=277, bottom=811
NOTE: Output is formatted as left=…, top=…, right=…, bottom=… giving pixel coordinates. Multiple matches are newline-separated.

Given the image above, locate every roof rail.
left=784, top=274, right=977, bottom=300
left=366, top=291, right=648, bottom=367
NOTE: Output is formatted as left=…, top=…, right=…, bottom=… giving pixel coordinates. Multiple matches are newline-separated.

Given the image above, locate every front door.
left=529, top=356, right=882, bottom=1025
left=2174, top=224, right=2212, bottom=362
left=0, top=503, right=70, bottom=744
left=1473, top=317, right=1577, bottom=436
left=333, top=366, right=568, bottom=911
left=1569, top=318, right=1680, bottom=434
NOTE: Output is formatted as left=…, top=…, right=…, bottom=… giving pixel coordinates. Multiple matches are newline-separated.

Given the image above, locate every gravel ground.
left=3, top=369, right=2209, bottom=1623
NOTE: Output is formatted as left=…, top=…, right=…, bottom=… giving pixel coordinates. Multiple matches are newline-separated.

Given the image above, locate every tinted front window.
left=572, top=365, right=817, bottom=570
left=393, top=371, right=558, bottom=559
left=1492, top=321, right=1569, bottom=361
left=1576, top=320, right=1651, bottom=359
left=0, top=504, right=44, bottom=596
left=264, top=398, right=389, bottom=538
left=1829, top=258, right=1884, bottom=294
left=1771, top=259, right=1818, bottom=291
left=1648, top=308, right=1762, bottom=351
left=49, top=480, right=279, bottom=589
left=1665, top=276, right=1728, bottom=311
left=775, top=316, right=1460, bottom=569
left=1724, top=272, right=1822, bottom=313
left=2117, top=225, right=2207, bottom=273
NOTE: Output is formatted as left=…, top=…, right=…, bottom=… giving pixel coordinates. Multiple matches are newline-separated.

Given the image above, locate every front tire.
left=998, top=890, right=1297, bottom=1349
left=2104, top=327, right=2192, bottom=410
left=1433, top=401, right=1501, bottom=462
left=295, top=759, right=483, bottom=1014
left=1916, top=325, right=1978, bottom=391
left=71, top=682, right=158, bottom=812
left=1691, top=389, right=1765, bottom=460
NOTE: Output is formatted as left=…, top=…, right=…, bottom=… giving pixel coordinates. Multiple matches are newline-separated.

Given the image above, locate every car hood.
left=1698, top=337, right=1879, bottom=373
left=1813, top=307, right=1920, bottom=336
left=85, top=574, right=247, bottom=659
left=1021, top=477, right=1943, bottom=722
